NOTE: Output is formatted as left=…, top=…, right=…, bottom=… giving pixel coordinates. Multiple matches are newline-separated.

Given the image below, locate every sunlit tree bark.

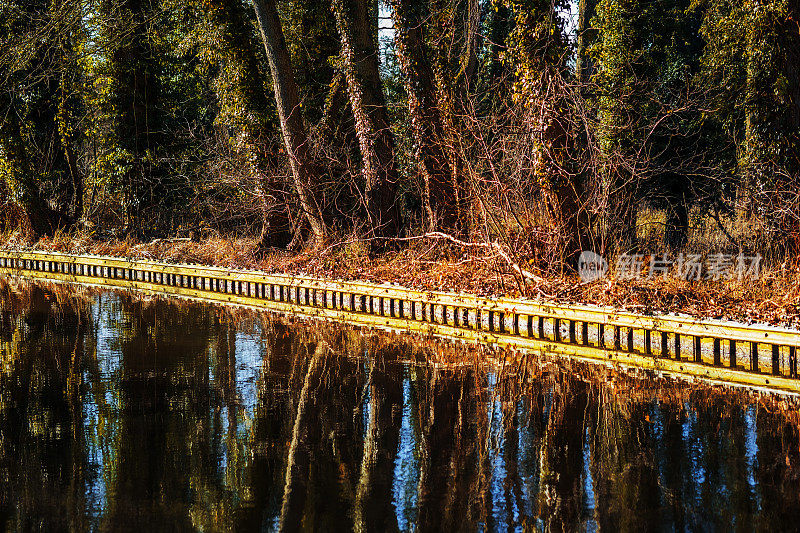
left=390, top=0, right=460, bottom=233
left=251, top=0, right=327, bottom=247
left=333, top=0, right=403, bottom=240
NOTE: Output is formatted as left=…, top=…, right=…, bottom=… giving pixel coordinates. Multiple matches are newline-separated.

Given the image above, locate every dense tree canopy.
left=0, top=0, right=798, bottom=263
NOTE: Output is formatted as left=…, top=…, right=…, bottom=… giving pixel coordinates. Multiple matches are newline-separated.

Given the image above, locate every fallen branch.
left=308, top=230, right=549, bottom=292
left=420, top=232, right=547, bottom=285
left=147, top=237, right=191, bottom=245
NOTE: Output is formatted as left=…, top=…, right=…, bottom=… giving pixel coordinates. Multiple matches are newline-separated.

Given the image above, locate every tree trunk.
left=100, top=0, right=161, bottom=237
left=453, top=0, right=481, bottom=232
left=781, top=0, right=800, bottom=254
left=743, top=0, right=800, bottom=254
left=744, top=0, right=766, bottom=181
left=543, top=116, right=593, bottom=264
left=461, top=0, right=480, bottom=92
left=390, top=0, right=460, bottom=233
left=258, top=192, right=293, bottom=249
left=569, top=0, right=598, bottom=262
left=59, top=129, right=83, bottom=223
left=333, top=0, right=403, bottom=240
left=786, top=0, right=800, bottom=135
left=664, top=196, right=689, bottom=251
left=251, top=0, right=326, bottom=246
left=205, top=0, right=291, bottom=248
left=576, top=0, right=598, bottom=86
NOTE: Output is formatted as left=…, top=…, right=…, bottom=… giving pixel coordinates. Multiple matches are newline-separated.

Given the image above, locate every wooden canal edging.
left=2, top=249, right=800, bottom=394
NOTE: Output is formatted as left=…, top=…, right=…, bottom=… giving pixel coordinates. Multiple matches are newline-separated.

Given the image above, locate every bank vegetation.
left=1, top=0, right=799, bottom=321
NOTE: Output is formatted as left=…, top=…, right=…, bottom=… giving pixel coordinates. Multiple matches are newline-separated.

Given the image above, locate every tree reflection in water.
left=0, top=280, right=799, bottom=531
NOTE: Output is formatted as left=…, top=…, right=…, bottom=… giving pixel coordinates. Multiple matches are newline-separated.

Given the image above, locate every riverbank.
left=3, top=230, right=799, bottom=327
left=6, top=245, right=800, bottom=394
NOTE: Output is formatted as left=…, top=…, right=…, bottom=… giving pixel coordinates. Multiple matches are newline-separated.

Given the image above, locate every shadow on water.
left=0, top=279, right=799, bottom=532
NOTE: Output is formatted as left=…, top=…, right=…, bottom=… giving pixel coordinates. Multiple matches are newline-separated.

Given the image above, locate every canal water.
left=1, top=280, right=799, bottom=531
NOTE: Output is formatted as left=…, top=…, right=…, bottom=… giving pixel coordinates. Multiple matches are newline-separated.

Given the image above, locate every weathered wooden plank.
left=3, top=249, right=800, bottom=395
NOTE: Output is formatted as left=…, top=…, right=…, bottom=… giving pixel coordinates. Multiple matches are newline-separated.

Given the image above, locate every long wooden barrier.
left=2, top=249, right=800, bottom=394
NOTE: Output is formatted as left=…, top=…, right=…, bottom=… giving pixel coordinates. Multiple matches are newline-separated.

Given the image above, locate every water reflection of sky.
left=683, top=401, right=707, bottom=513
left=393, top=371, right=419, bottom=530
left=82, top=294, right=124, bottom=526
left=517, top=398, right=538, bottom=523
left=2, top=290, right=799, bottom=531
left=582, top=426, right=597, bottom=532
left=487, top=373, right=514, bottom=530
left=234, top=329, right=263, bottom=423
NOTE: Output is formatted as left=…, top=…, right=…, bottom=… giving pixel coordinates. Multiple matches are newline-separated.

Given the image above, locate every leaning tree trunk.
left=332, top=0, right=403, bottom=240
left=439, top=0, right=480, bottom=233
left=205, top=0, right=291, bottom=248
left=251, top=0, right=326, bottom=246
left=390, top=0, right=460, bottom=233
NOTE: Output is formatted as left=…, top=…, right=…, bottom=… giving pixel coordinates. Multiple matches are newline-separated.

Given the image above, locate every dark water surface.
left=1, top=281, right=799, bottom=532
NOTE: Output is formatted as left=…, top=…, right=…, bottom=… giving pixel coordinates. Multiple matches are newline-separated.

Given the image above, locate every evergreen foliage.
left=0, top=0, right=797, bottom=261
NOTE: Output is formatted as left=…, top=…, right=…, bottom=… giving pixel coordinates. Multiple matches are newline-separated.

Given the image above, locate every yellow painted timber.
left=2, top=258, right=800, bottom=395
left=3, top=249, right=798, bottom=348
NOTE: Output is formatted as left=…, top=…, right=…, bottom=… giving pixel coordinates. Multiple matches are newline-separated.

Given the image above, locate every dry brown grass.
left=2, top=226, right=800, bottom=327
left=569, top=267, right=800, bottom=326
